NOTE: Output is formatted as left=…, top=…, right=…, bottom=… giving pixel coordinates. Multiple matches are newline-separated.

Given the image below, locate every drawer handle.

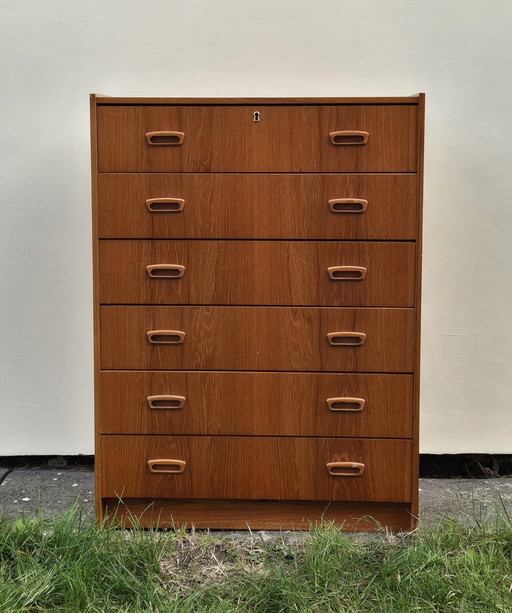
left=329, top=130, right=369, bottom=145
left=146, top=198, right=185, bottom=213
left=147, top=395, right=186, bottom=410
left=328, top=198, right=368, bottom=214
left=326, top=397, right=365, bottom=412
left=145, top=131, right=185, bottom=146
left=147, top=330, right=185, bottom=344
left=327, top=266, right=367, bottom=281
left=146, top=264, right=185, bottom=279
left=327, top=332, right=366, bottom=347
left=326, top=462, right=365, bottom=477
left=148, top=459, right=186, bottom=474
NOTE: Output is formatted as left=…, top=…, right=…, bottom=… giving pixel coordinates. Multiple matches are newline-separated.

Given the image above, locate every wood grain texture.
left=98, top=371, right=414, bottom=437
left=97, top=105, right=418, bottom=172
left=100, top=435, right=412, bottom=502
left=411, top=93, right=426, bottom=523
left=99, top=306, right=415, bottom=372
left=103, top=499, right=414, bottom=531
left=99, top=241, right=416, bottom=307
left=90, top=95, right=104, bottom=521
left=96, top=96, right=420, bottom=105
left=97, top=173, right=418, bottom=240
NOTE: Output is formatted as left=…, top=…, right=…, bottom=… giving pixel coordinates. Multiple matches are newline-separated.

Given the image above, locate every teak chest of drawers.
left=91, top=94, right=425, bottom=531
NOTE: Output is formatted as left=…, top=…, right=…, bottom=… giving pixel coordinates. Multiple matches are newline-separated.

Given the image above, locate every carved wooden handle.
left=148, top=459, right=186, bottom=474
left=326, top=397, right=365, bottom=412
left=146, top=330, right=185, bottom=345
left=146, top=264, right=185, bottom=279
left=327, top=332, right=366, bottom=347
left=327, top=266, right=367, bottom=281
left=328, top=198, right=368, bottom=213
left=145, top=131, right=185, bottom=145
left=147, top=395, right=186, bottom=410
left=146, top=198, right=185, bottom=213
left=326, top=462, right=365, bottom=477
left=329, top=131, right=369, bottom=145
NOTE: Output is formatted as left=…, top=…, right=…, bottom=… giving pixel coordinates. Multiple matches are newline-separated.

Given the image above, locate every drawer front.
left=99, top=241, right=416, bottom=307
left=97, top=105, right=418, bottom=172
left=100, top=435, right=412, bottom=502
left=97, top=174, right=418, bottom=240
left=100, top=306, right=415, bottom=372
left=98, top=372, right=414, bottom=437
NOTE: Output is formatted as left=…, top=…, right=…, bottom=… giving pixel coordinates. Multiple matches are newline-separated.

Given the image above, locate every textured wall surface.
left=1, top=0, right=511, bottom=453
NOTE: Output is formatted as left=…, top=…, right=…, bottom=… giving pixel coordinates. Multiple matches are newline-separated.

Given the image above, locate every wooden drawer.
left=99, top=241, right=416, bottom=307
left=98, top=372, right=414, bottom=437
left=99, top=306, right=415, bottom=372
left=100, top=435, right=412, bottom=502
left=97, top=105, right=418, bottom=172
left=97, top=174, right=418, bottom=240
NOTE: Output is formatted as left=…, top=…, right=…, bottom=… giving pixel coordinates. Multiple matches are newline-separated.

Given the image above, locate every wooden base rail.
left=103, top=498, right=415, bottom=531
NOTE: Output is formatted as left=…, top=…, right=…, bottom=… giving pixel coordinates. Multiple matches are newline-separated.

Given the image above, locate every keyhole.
left=253, top=111, right=260, bottom=122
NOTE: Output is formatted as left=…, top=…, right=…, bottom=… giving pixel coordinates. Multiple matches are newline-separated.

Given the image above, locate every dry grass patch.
left=160, top=532, right=301, bottom=594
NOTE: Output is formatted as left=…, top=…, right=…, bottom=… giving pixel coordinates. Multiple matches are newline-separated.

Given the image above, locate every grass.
left=0, top=506, right=511, bottom=612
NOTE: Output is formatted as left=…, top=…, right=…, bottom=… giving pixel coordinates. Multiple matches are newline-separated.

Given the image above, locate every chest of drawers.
left=90, top=95, right=425, bottom=531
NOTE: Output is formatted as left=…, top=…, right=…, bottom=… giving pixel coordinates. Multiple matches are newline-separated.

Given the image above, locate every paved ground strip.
left=1, top=469, right=511, bottom=530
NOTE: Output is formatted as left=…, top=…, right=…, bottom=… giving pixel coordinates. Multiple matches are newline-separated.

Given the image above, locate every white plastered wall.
left=1, top=0, right=511, bottom=454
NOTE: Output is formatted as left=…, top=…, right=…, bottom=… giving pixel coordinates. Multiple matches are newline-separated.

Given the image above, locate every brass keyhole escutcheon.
left=253, top=111, right=260, bottom=122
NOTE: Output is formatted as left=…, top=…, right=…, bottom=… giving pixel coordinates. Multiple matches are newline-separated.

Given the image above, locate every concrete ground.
left=0, top=467, right=94, bottom=519
left=1, top=468, right=511, bottom=530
